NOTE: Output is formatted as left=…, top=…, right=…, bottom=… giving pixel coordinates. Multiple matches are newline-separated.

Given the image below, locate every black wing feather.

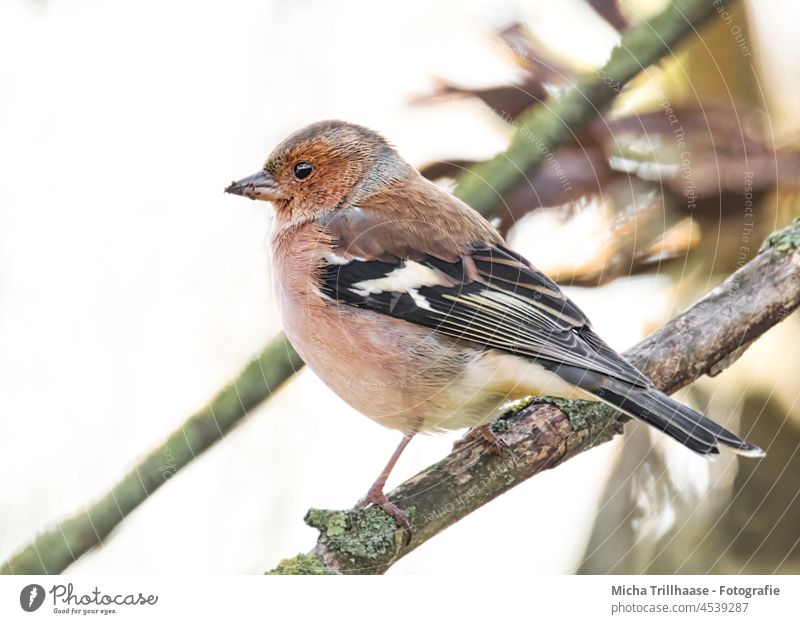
left=319, top=243, right=652, bottom=388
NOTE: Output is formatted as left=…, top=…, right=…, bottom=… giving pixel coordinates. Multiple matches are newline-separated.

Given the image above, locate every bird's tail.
left=591, top=382, right=764, bottom=457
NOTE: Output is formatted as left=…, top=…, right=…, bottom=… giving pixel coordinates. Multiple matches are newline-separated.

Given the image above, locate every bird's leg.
left=355, top=435, right=413, bottom=530
left=453, top=424, right=516, bottom=463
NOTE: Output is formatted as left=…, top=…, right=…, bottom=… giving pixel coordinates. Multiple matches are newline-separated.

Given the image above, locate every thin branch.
left=456, top=0, right=729, bottom=221
left=0, top=335, right=303, bottom=574
left=269, top=220, right=800, bottom=575
left=1, top=0, right=731, bottom=575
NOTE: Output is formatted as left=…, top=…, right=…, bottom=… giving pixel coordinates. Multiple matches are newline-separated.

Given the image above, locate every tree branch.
left=1, top=0, right=733, bottom=575
left=0, top=335, right=303, bottom=574
left=456, top=0, right=729, bottom=221
left=269, top=219, right=800, bottom=574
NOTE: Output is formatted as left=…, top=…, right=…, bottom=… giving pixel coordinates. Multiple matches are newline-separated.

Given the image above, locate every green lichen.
left=305, top=508, right=347, bottom=538
left=760, top=219, right=800, bottom=253
left=305, top=506, right=413, bottom=567
left=266, top=553, right=333, bottom=575
left=489, top=418, right=511, bottom=435
left=501, top=396, right=537, bottom=417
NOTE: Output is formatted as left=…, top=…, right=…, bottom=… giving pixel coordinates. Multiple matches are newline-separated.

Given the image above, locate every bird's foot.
left=351, top=435, right=414, bottom=544
left=453, top=424, right=517, bottom=464
left=354, top=486, right=412, bottom=545
left=355, top=487, right=410, bottom=529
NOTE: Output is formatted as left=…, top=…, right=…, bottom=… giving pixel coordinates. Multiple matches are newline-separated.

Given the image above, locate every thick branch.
left=270, top=220, right=800, bottom=575
left=1, top=0, right=732, bottom=575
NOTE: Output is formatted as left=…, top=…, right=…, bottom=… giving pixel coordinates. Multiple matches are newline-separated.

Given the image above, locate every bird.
left=225, top=120, right=764, bottom=530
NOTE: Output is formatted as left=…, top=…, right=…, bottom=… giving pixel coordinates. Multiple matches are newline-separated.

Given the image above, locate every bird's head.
left=225, top=120, right=410, bottom=221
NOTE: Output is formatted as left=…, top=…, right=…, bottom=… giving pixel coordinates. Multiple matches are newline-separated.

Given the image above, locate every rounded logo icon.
left=20, top=584, right=45, bottom=612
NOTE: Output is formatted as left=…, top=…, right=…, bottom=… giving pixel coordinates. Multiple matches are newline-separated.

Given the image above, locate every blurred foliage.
left=415, top=6, right=800, bottom=286
left=414, top=0, right=800, bottom=575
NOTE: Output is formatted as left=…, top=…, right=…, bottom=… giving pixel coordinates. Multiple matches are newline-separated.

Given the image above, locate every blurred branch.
left=1, top=0, right=731, bottom=575
left=0, top=334, right=303, bottom=574
left=271, top=219, right=800, bottom=575
left=455, top=0, right=728, bottom=224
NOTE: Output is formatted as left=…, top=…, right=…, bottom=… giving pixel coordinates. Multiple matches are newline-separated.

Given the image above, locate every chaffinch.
left=225, top=120, right=763, bottom=529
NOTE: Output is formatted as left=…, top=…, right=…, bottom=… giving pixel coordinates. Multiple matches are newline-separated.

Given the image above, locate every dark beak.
left=224, top=170, right=286, bottom=201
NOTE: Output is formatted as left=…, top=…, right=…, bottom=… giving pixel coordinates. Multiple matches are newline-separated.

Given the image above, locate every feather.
left=319, top=243, right=652, bottom=388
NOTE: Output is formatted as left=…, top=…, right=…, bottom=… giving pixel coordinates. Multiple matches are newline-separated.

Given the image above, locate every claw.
left=355, top=487, right=412, bottom=546
left=453, top=424, right=517, bottom=464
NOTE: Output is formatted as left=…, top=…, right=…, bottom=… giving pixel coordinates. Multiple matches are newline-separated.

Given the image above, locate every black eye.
left=293, top=161, right=313, bottom=180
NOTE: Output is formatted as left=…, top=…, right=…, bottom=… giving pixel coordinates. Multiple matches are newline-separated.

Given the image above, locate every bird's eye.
left=293, top=161, right=313, bottom=180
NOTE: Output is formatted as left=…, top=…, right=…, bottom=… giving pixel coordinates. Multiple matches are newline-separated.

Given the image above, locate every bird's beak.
left=224, top=170, right=286, bottom=201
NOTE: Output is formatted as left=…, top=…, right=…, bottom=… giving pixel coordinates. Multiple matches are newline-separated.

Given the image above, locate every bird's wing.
left=317, top=201, right=652, bottom=389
